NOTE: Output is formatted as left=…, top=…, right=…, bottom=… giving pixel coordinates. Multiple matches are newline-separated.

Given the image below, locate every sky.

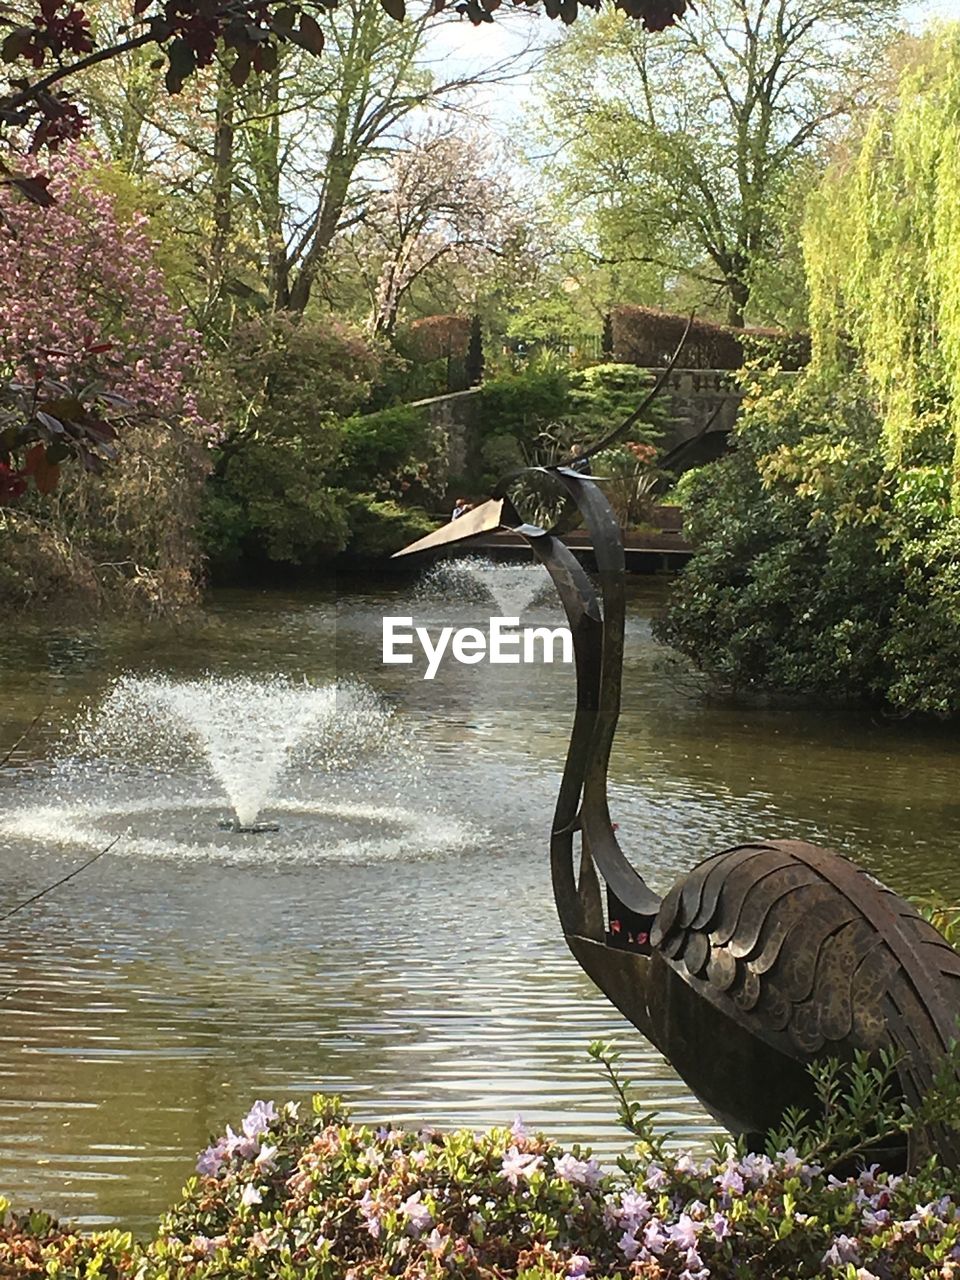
left=421, top=0, right=960, bottom=134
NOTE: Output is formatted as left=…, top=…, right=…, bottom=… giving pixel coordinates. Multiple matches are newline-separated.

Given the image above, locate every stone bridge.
left=409, top=368, right=743, bottom=485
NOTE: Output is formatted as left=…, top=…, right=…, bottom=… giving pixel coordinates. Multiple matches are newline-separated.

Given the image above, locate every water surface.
left=0, top=575, right=957, bottom=1231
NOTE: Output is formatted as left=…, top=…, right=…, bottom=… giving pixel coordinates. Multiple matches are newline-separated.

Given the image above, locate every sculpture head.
left=392, top=495, right=512, bottom=560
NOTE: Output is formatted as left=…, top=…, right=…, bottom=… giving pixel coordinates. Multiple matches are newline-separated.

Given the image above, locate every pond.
left=0, top=571, right=958, bottom=1232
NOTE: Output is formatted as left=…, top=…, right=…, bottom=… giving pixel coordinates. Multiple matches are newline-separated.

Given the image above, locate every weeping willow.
left=805, top=27, right=960, bottom=503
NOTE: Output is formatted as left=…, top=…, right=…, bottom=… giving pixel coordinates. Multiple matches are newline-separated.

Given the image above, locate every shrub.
left=344, top=496, right=435, bottom=558
left=405, top=315, right=471, bottom=362
left=657, top=368, right=960, bottom=715
left=4, top=1091, right=960, bottom=1279
left=204, top=320, right=447, bottom=569
left=476, top=369, right=571, bottom=445
left=610, top=307, right=809, bottom=372
left=334, top=406, right=433, bottom=492
left=0, top=148, right=210, bottom=611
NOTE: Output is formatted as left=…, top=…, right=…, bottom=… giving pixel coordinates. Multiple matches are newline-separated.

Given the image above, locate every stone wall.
left=409, top=371, right=743, bottom=495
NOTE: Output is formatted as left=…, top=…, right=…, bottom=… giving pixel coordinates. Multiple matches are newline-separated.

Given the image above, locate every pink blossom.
left=400, top=1191, right=433, bottom=1238
left=554, top=1153, right=603, bottom=1189
left=0, top=146, right=211, bottom=440
left=501, top=1145, right=544, bottom=1188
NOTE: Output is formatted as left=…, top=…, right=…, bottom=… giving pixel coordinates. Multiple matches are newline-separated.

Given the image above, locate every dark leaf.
left=133, top=0, right=151, bottom=14
left=84, top=341, right=113, bottom=354
left=83, top=419, right=120, bottom=441
left=164, top=36, right=196, bottom=94
left=45, top=441, right=71, bottom=464
left=559, top=0, right=577, bottom=22
left=296, top=12, right=325, bottom=53
left=2, top=173, right=54, bottom=206
left=2, top=28, right=35, bottom=64
left=253, top=40, right=279, bottom=72
left=41, top=396, right=84, bottom=418
left=379, top=0, right=405, bottom=20
left=229, top=52, right=253, bottom=86
left=270, top=4, right=296, bottom=29
left=35, top=411, right=65, bottom=435
left=23, top=442, right=60, bottom=493
left=93, top=391, right=132, bottom=409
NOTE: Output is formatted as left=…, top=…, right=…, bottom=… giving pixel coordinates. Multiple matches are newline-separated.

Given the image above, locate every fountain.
left=84, top=675, right=392, bottom=832
left=418, top=557, right=553, bottom=617
left=0, top=674, right=474, bottom=863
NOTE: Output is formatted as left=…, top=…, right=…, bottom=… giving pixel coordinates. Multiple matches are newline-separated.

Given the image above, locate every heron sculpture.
left=396, top=466, right=960, bottom=1168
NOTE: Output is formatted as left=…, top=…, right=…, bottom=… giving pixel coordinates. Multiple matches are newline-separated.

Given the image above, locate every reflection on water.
left=0, top=578, right=958, bottom=1231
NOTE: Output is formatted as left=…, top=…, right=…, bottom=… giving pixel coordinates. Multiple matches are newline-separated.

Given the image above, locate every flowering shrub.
left=3, top=1094, right=960, bottom=1278
left=0, top=147, right=206, bottom=449
left=0, top=147, right=211, bottom=608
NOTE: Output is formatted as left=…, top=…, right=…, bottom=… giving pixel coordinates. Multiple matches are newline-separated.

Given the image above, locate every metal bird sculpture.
left=396, top=467, right=960, bottom=1169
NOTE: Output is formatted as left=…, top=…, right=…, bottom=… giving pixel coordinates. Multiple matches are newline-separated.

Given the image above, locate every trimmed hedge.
left=611, top=306, right=809, bottom=372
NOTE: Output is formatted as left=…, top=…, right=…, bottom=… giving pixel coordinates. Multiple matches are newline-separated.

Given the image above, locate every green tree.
left=804, top=26, right=960, bottom=502
left=534, top=0, right=898, bottom=327
left=657, top=369, right=960, bottom=716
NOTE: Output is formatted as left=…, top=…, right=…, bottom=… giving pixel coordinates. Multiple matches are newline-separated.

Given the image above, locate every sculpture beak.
left=391, top=497, right=507, bottom=558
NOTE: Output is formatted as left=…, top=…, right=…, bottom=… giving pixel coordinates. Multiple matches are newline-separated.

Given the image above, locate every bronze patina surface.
left=396, top=470, right=960, bottom=1167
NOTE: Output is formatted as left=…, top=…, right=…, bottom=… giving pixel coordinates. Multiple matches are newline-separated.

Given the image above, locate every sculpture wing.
left=651, top=839, right=960, bottom=1156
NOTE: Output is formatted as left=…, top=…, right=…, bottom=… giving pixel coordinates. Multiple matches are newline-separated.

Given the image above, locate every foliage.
left=205, top=326, right=445, bottom=568
left=592, top=441, right=660, bottom=528
left=0, top=146, right=209, bottom=608
left=348, top=129, right=522, bottom=340
left=5, top=1092, right=960, bottom=1278
left=565, top=363, right=665, bottom=441
left=609, top=308, right=810, bottom=372
left=658, top=368, right=960, bottom=715
left=0, top=145, right=206, bottom=459
left=534, top=0, right=897, bottom=326
left=334, top=404, right=446, bottom=500
left=0, top=0, right=691, bottom=166
left=404, top=315, right=471, bottom=362
left=916, top=899, right=960, bottom=949
left=471, top=363, right=664, bottom=527
left=344, top=495, right=435, bottom=557
left=215, top=312, right=378, bottom=451
left=804, top=26, right=960, bottom=504
left=204, top=314, right=377, bottom=568
left=0, top=354, right=125, bottom=504
left=202, top=442, right=353, bottom=568
left=466, top=314, right=485, bottom=387
left=476, top=368, right=572, bottom=446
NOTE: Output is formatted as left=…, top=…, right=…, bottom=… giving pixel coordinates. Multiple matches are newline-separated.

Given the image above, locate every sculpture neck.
left=525, top=471, right=661, bottom=928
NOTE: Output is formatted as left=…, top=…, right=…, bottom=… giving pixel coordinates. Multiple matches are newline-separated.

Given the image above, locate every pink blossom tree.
left=349, top=128, right=524, bottom=339
left=0, top=145, right=208, bottom=502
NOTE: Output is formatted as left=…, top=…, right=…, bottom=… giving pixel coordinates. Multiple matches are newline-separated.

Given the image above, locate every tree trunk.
left=209, top=62, right=235, bottom=306
left=726, top=276, right=750, bottom=329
